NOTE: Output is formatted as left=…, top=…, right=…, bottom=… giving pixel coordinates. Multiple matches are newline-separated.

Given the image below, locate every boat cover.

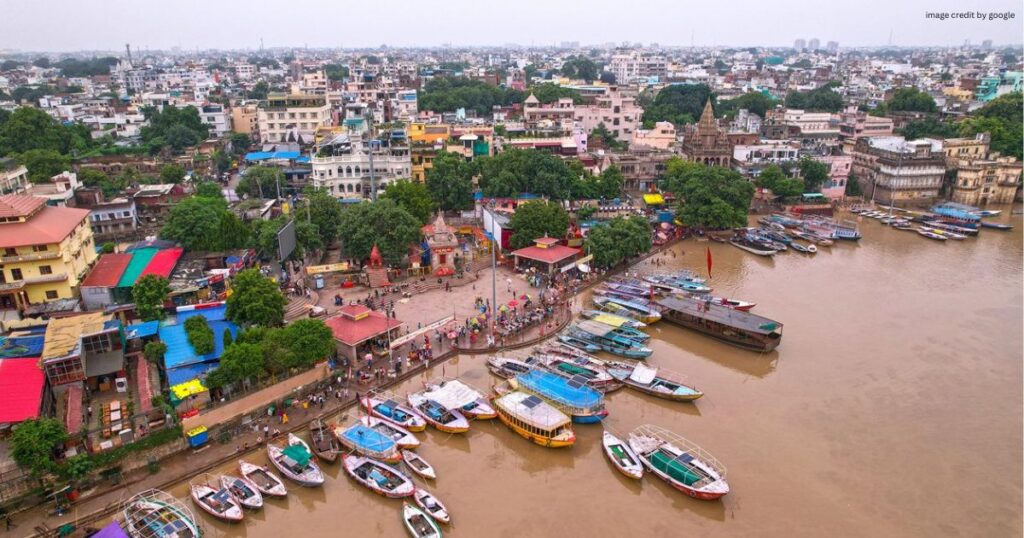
left=422, top=380, right=481, bottom=410
left=576, top=320, right=615, bottom=336
left=592, top=314, right=628, bottom=327
left=629, top=363, right=658, bottom=385
left=281, top=444, right=311, bottom=466
left=341, top=424, right=395, bottom=453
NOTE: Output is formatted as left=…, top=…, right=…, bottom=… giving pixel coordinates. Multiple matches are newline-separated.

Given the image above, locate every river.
left=170, top=208, right=1023, bottom=538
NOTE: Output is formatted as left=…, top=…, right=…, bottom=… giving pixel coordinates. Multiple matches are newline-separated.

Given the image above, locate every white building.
left=199, top=103, right=233, bottom=137
left=573, top=87, right=643, bottom=143
left=310, top=133, right=411, bottom=199
left=732, top=141, right=800, bottom=177
left=257, top=93, right=333, bottom=143
left=88, top=197, right=138, bottom=240
left=0, top=160, right=29, bottom=195
left=608, top=52, right=667, bottom=83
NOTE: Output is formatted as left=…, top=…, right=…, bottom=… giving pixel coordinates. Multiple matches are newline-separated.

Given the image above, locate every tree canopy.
left=140, top=105, right=210, bottom=153
left=160, top=195, right=228, bottom=250
left=886, top=88, right=937, bottom=113
left=898, top=118, right=959, bottom=140
left=425, top=151, right=476, bottom=211
left=717, top=92, right=776, bottom=118
left=661, top=158, right=754, bottom=229
left=184, top=316, right=215, bottom=355
left=226, top=268, right=287, bottom=327
left=418, top=77, right=524, bottom=115
left=380, top=179, right=435, bottom=224
left=336, top=199, right=422, bottom=265
left=237, top=166, right=282, bottom=199
left=10, top=418, right=68, bottom=477
left=959, top=92, right=1022, bottom=160
left=568, top=162, right=624, bottom=200
left=206, top=319, right=334, bottom=388
left=0, top=106, right=93, bottom=157
left=642, top=84, right=715, bottom=127
left=132, top=275, right=170, bottom=321
left=558, top=56, right=600, bottom=83
left=527, top=83, right=583, bottom=104
left=756, top=165, right=804, bottom=197
left=17, top=149, right=70, bottom=182
left=798, top=157, right=829, bottom=192
left=478, top=148, right=576, bottom=200
left=508, top=200, right=570, bottom=249
left=784, top=83, right=844, bottom=112
left=585, top=215, right=652, bottom=269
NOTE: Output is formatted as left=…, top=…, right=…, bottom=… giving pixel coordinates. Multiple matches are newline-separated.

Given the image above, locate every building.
left=937, top=133, right=990, bottom=167
left=838, top=106, right=894, bottom=141
left=40, top=312, right=123, bottom=387
left=949, top=155, right=1022, bottom=206
left=826, top=41, right=839, bottom=52
left=851, top=137, right=946, bottom=205
left=732, top=141, right=800, bottom=177
left=20, top=171, right=79, bottom=206
left=778, top=109, right=840, bottom=144
left=573, top=87, right=642, bottom=143
left=231, top=102, right=259, bottom=135
left=817, top=154, right=853, bottom=200
left=608, top=52, right=667, bottom=83
left=511, top=236, right=580, bottom=276
left=523, top=94, right=576, bottom=133
left=794, top=39, right=806, bottom=51
left=199, top=103, right=232, bottom=137
left=257, top=93, right=333, bottom=143
left=0, top=195, right=97, bottom=310
left=310, top=133, right=411, bottom=199
left=325, top=304, right=403, bottom=362
left=423, top=214, right=459, bottom=276
left=680, top=100, right=733, bottom=166
left=808, top=38, right=820, bottom=50
left=631, top=121, right=676, bottom=150
left=159, top=303, right=238, bottom=386
left=0, top=159, right=29, bottom=195
left=79, top=253, right=133, bottom=310
left=602, top=147, right=674, bottom=191
left=87, top=197, right=138, bottom=242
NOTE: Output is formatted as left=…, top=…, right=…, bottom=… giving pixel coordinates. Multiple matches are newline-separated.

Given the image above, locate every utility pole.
left=489, top=200, right=498, bottom=348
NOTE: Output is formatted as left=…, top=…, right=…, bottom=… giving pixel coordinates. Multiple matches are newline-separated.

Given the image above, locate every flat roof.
left=159, top=317, right=238, bottom=369
left=81, top=253, right=133, bottom=288
left=657, top=295, right=782, bottom=334
left=0, top=358, right=45, bottom=424
left=42, top=312, right=112, bottom=361
left=495, top=390, right=570, bottom=429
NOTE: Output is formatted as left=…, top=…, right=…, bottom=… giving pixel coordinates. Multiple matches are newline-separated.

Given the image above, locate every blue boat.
left=568, top=320, right=653, bottom=359
left=571, top=320, right=649, bottom=343
left=643, top=274, right=713, bottom=294
left=592, top=295, right=662, bottom=324
left=557, top=334, right=602, bottom=353
left=930, top=203, right=981, bottom=229
left=333, top=422, right=401, bottom=463
left=512, top=369, right=608, bottom=423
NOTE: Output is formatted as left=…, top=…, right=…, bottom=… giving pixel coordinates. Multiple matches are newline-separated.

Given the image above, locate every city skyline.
left=2, top=0, right=1021, bottom=53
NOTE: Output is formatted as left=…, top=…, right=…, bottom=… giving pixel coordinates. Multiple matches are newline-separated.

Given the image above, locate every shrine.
left=425, top=214, right=459, bottom=276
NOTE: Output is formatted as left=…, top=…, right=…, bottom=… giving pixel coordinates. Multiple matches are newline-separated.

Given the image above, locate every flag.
left=706, top=247, right=713, bottom=279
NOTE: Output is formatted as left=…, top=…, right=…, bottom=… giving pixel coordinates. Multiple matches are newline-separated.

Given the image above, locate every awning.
left=0, top=358, right=44, bottom=424
left=578, top=264, right=591, bottom=273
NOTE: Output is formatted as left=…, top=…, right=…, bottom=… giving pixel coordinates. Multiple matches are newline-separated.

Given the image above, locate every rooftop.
left=325, top=306, right=402, bottom=346
left=42, top=312, right=114, bottom=361
left=0, top=358, right=45, bottom=424
left=495, top=390, right=570, bottom=429
left=0, top=195, right=45, bottom=219
left=81, top=253, right=133, bottom=288
left=0, top=198, right=89, bottom=249
left=512, top=242, right=580, bottom=264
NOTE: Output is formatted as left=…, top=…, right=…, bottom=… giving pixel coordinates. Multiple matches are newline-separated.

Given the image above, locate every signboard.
left=561, top=254, right=594, bottom=273
left=390, top=315, right=455, bottom=349
left=306, top=262, right=351, bottom=275
left=277, top=220, right=296, bottom=261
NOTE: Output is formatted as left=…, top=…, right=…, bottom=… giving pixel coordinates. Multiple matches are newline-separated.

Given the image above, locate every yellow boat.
left=492, top=391, right=576, bottom=448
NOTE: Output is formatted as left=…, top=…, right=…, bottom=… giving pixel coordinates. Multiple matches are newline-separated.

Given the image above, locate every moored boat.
left=402, top=502, right=442, bottom=538
left=792, top=230, right=833, bottom=246
left=334, top=421, right=402, bottom=463
left=656, top=295, right=783, bottom=352
left=122, top=489, right=202, bottom=538
left=361, top=390, right=428, bottom=432
left=729, top=237, right=776, bottom=257
left=238, top=460, right=287, bottom=497
left=343, top=454, right=415, bottom=498
left=592, top=295, right=662, bottom=324
left=580, top=309, right=648, bottom=329
left=492, top=390, right=576, bottom=448
left=535, top=352, right=618, bottom=391
left=486, top=355, right=539, bottom=379
left=606, top=361, right=703, bottom=401
left=511, top=369, right=608, bottom=423
left=555, top=333, right=602, bottom=353
left=643, top=274, right=712, bottom=294
left=407, top=392, right=470, bottom=433
left=422, top=378, right=497, bottom=420
left=980, top=221, right=1013, bottom=230
left=628, top=425, right=729, bottom=500
left=401, top=449, right=437, bottom=480
left=575, top=319, right=649, bottom=343
left=789, top=241, right=817, bottom=254
left=683, top=294, right=755, bottom=312
left=920, top=226, right=965, bottom=240
left=602, top=431, right=644, bottom=479
left=190, top=476, right=244, bottom=522
left=267, top=441, right=325, bottom=487
left=916, top=228, right=947, bottom=241
left=309, top=418, right=340, bottom=463
left=568, top=320, right=653, bottom=359
left=413, top=488, right=451, bottom=525
left=359, top=415, right=421, bottom=449
left=287, top=432, right=313, bottom=457
left=219, top=474, right=262, bottom=510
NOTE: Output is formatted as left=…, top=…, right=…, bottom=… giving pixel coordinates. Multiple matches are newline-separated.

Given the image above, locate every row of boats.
left=851, top=204, right=1012, bottom=241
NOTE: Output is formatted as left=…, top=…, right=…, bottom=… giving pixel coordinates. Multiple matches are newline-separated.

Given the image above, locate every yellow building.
left=408, top=123, right=451, bottom=145
left=0, top=195, right=97, bottom=310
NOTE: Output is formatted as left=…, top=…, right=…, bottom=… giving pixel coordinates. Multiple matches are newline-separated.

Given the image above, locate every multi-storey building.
left=231, top=102, right=259, bottom=136
left=631, top=121, right=676, bottom=150
left=732, top=141, right=800, bottom=177
left=0, top=195, right=97, bottom=310
left=199, top=103, right=232, bottom=137
left=838, top=106, right=894, bottom=141
left=310, top=133, right=411, bottom=199
left=523, top=94, right=576, bottom=133
left=0, top=159, right=29, bottom=195
left=257, top=93, right=333, bottom=143
left=573, top=87, right=642, bottom=143
left=87, top=197, right=138, bottom=242
left=608, top=52, right=667, bottom=83
left=936, top=134, right=990, bottom=167
left=817, top=154, right=853, bottom=200
left=601, top=146, right=674, bottom=192
left=949, top=155, right=1022, bottom=206
left=851, top=137, right=946, bottom=205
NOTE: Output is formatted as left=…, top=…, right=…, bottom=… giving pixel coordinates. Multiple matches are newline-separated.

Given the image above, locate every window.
left=3, top=248, right=16, bottom=257
left=11, top=268, right=23, bottom=280
left=45, top=290, right=59, bottom=300
left=83, top=332, right=115, bottom=354
left=39, top=265, right=52, bottom=275
left=32, top=245, right=48, bottom=252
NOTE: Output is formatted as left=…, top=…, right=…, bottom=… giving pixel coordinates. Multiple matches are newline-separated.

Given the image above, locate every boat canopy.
left=422, top=380, right=482, bottom=410
left=592, top=314, right=629, bottom=328
left=497, top=391, right=570, bottom=429
left=281, top=444, right=312, bottom=466
left=516, top=370, right=603, bottom=408
left=629, top=363, right=658, bottom=385
left=576, top=320, right=616, bottom=337
left=656, top=295, right=783, bottom=335
left=341, top=424, right=395, bottom=453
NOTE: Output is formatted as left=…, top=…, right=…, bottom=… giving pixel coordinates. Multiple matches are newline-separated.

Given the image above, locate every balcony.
left=1, top=250, right=62, bottom=263
left=23, top=273, right=69, bottom=285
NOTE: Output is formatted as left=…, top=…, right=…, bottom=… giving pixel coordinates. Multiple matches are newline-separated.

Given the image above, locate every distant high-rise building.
left=982, top=40, right=993, bottom=50
left=808, top=38, right=820, bottom=50
left=826, top=41, right=839, bottom=53
left=794, top=39, right=806, bottom=51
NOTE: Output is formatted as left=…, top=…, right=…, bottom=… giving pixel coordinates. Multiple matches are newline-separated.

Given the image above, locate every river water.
left=172, top=208, right=1023, bottom=538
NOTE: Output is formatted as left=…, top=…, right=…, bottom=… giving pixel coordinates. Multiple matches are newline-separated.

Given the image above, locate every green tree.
left=508, top=200, right=570, bottom=249
left=336, top=199, right=422, bottom=265
left=324, top=64, right=350, bottom=81
left=304, top=187, right=343, bottom=247
left=101, top=242, right=115, bottom=253
left=237, top=166, right=281, bottom=199
left=0, top=107, right=92, bottom=156
left=10, top=418, right=68, bottom=477
left=229, top=133, right=252, bottom=155
left=184, top=316, right=215, bottom=355
left=251, top=216, right=288, bottom=258
left=527, top=83, right=583, bottom=104
left=717, top=92, right=776, bottom=118
left=294, top=220, right=323, bottom=257
left=478, top=148, right=576, bottom=199
left=425, top=152, right=475, bottom=211
left=558, top=56, right=599, bottom=83
left=845, top=172, right=863, bottom=197
left=160, top=164, right=186, bottom=184
left=585, top=215, right=652, bottom=268
left=589, top=123, right=626, bottom=151
left=643, top=84, right=715, bottom=126
left=132, top=275, right=170, bottom=321
left=418, top=77, right=524, bottom=115
left=17, top=149, right=71, bottom=182
left=32, top=57, right=50, bottom=68
left=79, top=168, right=127, bottom=198
left=898, top=118, right=959, bottom=140
left=887, top=88, right=937, bottom=113
left=195, top=181, right=223, bottom=199
left=212, top=150, right=232, bottom=174
left=281, top=319, right=335, bottom=367
left=662, top=158, right=753, bottom=229
left=58, top=453, right=95, bottom=483
left=798, top=157, right=829, bottom=192
left=380, top=179, right=435, bottom=224
left=756, top=164, right=804, bottom=197
left=205, top=342, right=265, bottom=388
left=143, top=341, right=167, bottom=364
left=784, top=83, right=844, bottom=112
left=160, top=196, right=227, bottom=250
left=226, top=268, right=287, bottom=327
left=140, top=105, right=210, bottom=154
left=959, top=92, right=1022, bottom=160
left=247, top=81, right=270, bottom=100
left=223, top=328, right=234, bottom=347
left=576, top=204, right=596, bottom=221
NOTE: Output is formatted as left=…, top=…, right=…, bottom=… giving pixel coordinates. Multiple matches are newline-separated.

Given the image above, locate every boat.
left=974, top=209, right=1001, bottom=217
left=122, top=489, right=202, bottom=538
left=592, top=295, right=662, bottom=324
left=359, top=415, right=421, bottom=449
left=568, top=320, right=653, bottom=359
left=729, top=237, right=776, bottom=257
left=803, top=217, right=862, bottom=240
left=361, top=391, right=428, bottom=432
left=792, top=230, right=833, bottom=246
left=407, top=392, right=470, bottom=433
left=917, top=228, right=947, bottom=241
left=920, top=226, right=965, bottom=240
left=511, top=369, right=608, bottom=423
left=656, top=295, right=783, bottom=352
left=746, top=230, right=787, bottom=251
left=402, top=502, right=442, bottom=538
left=757, top=228, right=793, bottom=244
left=309, top=418, right=340, bottom=463
left=930, top=202, right=981, bottom=229
left=219, top=474, right=263, bottom=510
left=555, top=333, right=602, bottom=353
left=343, top=454, right=415, bottom=498
left=683, top=294, right=756, bottom=312
left=600, top=280, right=658, bottom=298
left=789, top=241, right=817, bottom=254
left=922, top=219, right=979, bottom=236
left=643, top=274, right=712, bottom=294
left=486, top=355, right=540, bottom=379
left=190, top=476, right=244, bottom=522
left=580, top=309, right=647, bottom=329
left=981, top=221, right=1013, bottom=230
left=602, top=431, right=644, bottom=479
left=267, top=442, right=325, bottom=487
left=413, top=488, right=451, bottom=525
left=709, top=234, right=728, bottom=243
left=605, top=361, right=703, bottom=401
left=287, top=432, right=313, bottom=457
left=763, top=213, right=803, bottom=228
left=536, top=353, right=619, bottom=391
left=422, top=378, right=497, bottom=419
left=238, top=460, right=287, bottom=497
left=334, top=421, right=402, bottom=463
left=574, top=319, right=649, bottom=343
left=492, top=391, right=576, bottom=448
left=628, top=425, right=729, bottom=500
left=401, top=449, right=437, bottom=480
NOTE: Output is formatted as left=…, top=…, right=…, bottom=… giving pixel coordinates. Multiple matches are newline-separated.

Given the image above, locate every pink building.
left=817, top=154, right=853, bottom=200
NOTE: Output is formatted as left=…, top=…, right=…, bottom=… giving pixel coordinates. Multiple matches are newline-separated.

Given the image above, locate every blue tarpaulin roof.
left=124, top=321, right=160, bottom=340
left=0, top=335, right=45, bottom=359
left=244, top=151, right=301, bottom=162
left=178, top=304, right=227, bottom=323
left=166, top=361, right=218, bottom=386
left=159, top=318, right=238, bottom=369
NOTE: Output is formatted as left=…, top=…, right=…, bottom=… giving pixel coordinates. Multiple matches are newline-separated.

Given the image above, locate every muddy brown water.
left=166, top=209, right=1023, bottom=538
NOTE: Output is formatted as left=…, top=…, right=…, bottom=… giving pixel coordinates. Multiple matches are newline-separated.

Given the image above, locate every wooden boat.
left=628, top=425, right=729, bottom=500
left=789, top=241, right=817, bottom=254
left=267, top=442, right=324, bottom=487
left=122, top=489, right=202, bottom=538
left=407, top=392, right=470, bottom=433
left=567, top=320, right=653, bottom=359
left=401, top=449, right=437, bottom=480
left=792, top=230, right=833, bottom=246
left=656, top=295, right=783, bottom=352
left=358, top=415, right=421, bottom=449
left=190, top=478, right=244, bottom=522
left=729, top=237, right=776, bottom=256
left=309, top=418, right=340, bottom=463
left=219, top=474, right=263, bottom=510
left=537, top=353, right=615, bottom=388
left=511, top=369, right=608, bottom=423
left=492, top=391, right=576, bottom=448
left=606, top=361, right=703, bottom=401
left=592, top=297, right=662, bottom=324
left=555, top=334, right=602, bottom=353
left=422, top=378, right=497, bottom=420
left=917, top=228, right=947, bottom=241
left=580, top=309, right=648, bottom=329
left=287, top=432, right=313, bottom=457
left=974, top=209, right=1001, bottom=217
left=342, top=454, right=415, bottom=498
left=921, top=226, right=966, bottom=240
left=238, top=460, right=287, bottom=497
left=574, top=318, right=649, bottom=343
left=709, top=234, right=728, bottom=243
left=592, top=295, right=662, bottom=324
left=683, top=294, right=755, bottom=312
left=361, top=391, right=428, bottom=432
left=923, top=219, right=979, bottom=235
left=602, top=431, right=644, bottom=479
left=486, top=356, right=539, bottom=379
left=402, top=502, right=442, bottom=538
left=980, top=221, right=1013, bottom=230
left=334, top=421, right=402, bottom=463
left=413, top=488, right=451, bottom=525
left=600, top=280, right=657, bottom=298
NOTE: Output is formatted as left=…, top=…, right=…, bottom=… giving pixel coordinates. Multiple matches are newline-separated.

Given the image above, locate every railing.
left=0, top=250, right=61, bottom=263
left=23, top=273, right=69, bottom=285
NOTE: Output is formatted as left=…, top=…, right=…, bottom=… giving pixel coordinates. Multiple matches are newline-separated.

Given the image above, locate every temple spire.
left=698, top=98, right=717, bottom=130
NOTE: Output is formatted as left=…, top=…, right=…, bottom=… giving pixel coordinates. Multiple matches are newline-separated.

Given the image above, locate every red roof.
left=81, top=253, right=133, bottom=288
left=0, top=203, right=90, bottom=249
left=64, top=383, right=83, bottom=434
left=325, top=306, right=403, bottom=346
left=0, top=195, right=45, bottom=219
left=140, top=247, right=184, bottom=279
left=512, top=244, right=581, bottom=264
left=135, top=355, right=154, bottom=414
left=0, top=358, right=44, bottom=424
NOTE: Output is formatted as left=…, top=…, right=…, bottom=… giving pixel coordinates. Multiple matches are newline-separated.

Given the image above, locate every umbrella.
left=498, top=304, right=509, bottom=311
left=447, top=331, right=458, bottom=340
left=507, top=300, right=519, bottom=307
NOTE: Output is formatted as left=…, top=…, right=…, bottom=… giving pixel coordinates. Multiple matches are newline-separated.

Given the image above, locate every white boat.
left=403, top=502, right=442, bottom=538
left=579, top=310, right=647, bottom=329
left=605, top=362, right=703, bottom=402
left=407, top=392, right=470, bottom=433
left=238, top=460, right=287, bottom=497
left=917, top=228, right=947, bottom=241
left=267, top=442, right=325, bottom=487
left=343, top=454, right=415, bottom=498
left=729, top=238, right=776, bottom=257
left=361, top=391, right=428, bottom=432
left=486, top=356, right=538, bottom=379
left=287, top=432, right=313, bottom=455
left=219, top=474, right=263, bottom=509
left=789, top=241, right=817, bottom=254
left=190, top=480, right=244, bottom=522
left=422, top=378, right=497, bottom=420
left=122, top=489, right=202, bottom=538
left=401, top=449, right=437, bottom=480
left=920, top=226, right=966, bottom=240
left=413, top=488, right=451, bottom=525
left=602, top=431, right=644, bottom=479
left=628, top=425, right=729, bottom=501
left=359, top=415, right=421, bottom=449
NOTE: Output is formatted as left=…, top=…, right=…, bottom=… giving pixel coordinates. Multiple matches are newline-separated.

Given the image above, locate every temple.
left=681, top=99, right=732, bottom=167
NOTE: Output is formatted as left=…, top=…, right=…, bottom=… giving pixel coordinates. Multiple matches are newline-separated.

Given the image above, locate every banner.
left=390, top=315, right=455, bottom=349
left=306, top=262, right=351, bottom=275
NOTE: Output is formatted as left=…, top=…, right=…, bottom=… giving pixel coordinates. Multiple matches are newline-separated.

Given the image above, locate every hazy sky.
left=2, top=0, right=1021, bottom=52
